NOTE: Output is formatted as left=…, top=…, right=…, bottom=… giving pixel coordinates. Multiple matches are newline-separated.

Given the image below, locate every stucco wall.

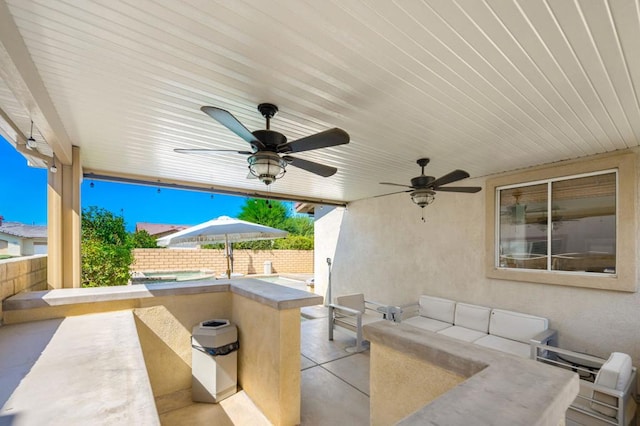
left=370, top=343, right=464, bottom=425
left=133, top=248, right=313, bottom=274
left=0, top=255, right=48, bottom=320
left=315, top=152, right=640, bottom=372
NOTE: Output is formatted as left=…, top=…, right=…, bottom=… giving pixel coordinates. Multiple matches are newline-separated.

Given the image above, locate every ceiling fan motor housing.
left=411, top=175, right=435, bottom=188
left=252, top=129, right=287, bottom=150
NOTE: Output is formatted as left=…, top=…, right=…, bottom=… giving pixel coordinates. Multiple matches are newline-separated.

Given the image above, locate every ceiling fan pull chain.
left=421, top=208, right=426, bottom=223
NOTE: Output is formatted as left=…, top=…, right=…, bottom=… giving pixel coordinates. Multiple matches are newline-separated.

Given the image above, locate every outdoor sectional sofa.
left=402, top=295, right=556, bottom=358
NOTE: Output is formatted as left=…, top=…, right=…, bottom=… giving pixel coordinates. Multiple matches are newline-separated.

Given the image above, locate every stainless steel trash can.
left=263, top=260, right=272, bottom=275
left=191, top=319, right=238, bottom=403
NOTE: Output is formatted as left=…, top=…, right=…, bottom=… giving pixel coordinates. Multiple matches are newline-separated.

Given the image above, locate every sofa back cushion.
left=454, top=303, right=491, bottom=333
left=488, top=309, right=548, bottom=343
left=336, top=294, right=365, bottom=313
left=419, top=296, right=456, bottom=324
left=591, top=352, right=633, bottom=417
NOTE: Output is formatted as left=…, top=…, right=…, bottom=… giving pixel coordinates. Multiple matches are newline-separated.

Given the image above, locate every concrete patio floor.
left=160, top=305, right=371, bottom=425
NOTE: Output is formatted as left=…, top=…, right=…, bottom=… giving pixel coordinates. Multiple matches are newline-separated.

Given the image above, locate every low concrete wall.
left=133, top=249, right=313, bottom=274
left=2, top=280, right=321, bottom=426
left=0, top=255, right=48, bottom=321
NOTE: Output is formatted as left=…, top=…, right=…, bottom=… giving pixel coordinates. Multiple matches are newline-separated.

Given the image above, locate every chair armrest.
left=530, top=328, right=558, bottom=346
left=328, top=303, right=362, bottom=317
left=531, top=343, right=606, bottom=363
left=364, top=299, right=387, bottom=308
left=579, top=379, right=627, bottom=400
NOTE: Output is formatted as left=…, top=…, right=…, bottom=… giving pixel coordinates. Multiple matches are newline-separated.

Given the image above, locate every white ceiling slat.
left=608, top=0, right=640, bottom=128
left=386, top=1, right=572, bottom=159
left=514, top=0, right=617, bottom=153
left=578, top=0, right=640, bottom=143
left=547, top=0, right=635, bottom=150
left=1, top=0, right=639, bottom=203
left=428, top=1, right=587, bottom=154
left=479, top=0, right=603, bottom=155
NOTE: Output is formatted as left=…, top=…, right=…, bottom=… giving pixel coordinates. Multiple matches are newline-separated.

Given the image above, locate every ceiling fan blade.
left=201, top=106, right=265, bottom=149
left=174, top=148, right=253, bottom=155
left=282, top=155, right=337, bottom=177
left=430, top=169, right=470, bottom=188
left=434, top=186, right=482, bottom=193
left=380, top=182, right=413, bottom=189
left=374, top=189, right=412, bottom=198
left=278, top=128, right=349, bottom=154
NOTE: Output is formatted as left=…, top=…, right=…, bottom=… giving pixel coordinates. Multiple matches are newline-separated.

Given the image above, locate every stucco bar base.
left=2, top=279, right=321, bottom=426
left=365, top=321, right=578, bottom=426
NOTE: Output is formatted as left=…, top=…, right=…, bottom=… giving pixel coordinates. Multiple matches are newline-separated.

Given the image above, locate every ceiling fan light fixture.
left=248, top=152, right=287, bottom=185
left=26, top=137, right=37, bottom=150
left=411, top=189, right=436, bottom=208
left=26, top=120, right=37, bottom=150
left=49, top=157, right=57, bottom=173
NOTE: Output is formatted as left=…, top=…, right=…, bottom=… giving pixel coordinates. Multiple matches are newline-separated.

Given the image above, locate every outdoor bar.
left=1, top=278, right=321, bottom=426
left=365, top=321, right=578, bottom=426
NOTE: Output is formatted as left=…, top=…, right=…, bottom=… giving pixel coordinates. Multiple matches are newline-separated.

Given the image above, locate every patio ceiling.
left=1, top=1, right=639, bottom=205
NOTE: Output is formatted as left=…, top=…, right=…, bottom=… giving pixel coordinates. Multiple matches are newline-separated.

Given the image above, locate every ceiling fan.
left=175, top=103, right=350, bottom=185
left=378, top=158, right=482, bottom=221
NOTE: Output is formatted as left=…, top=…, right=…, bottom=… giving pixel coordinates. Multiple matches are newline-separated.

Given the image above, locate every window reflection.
left=551, top=173, right=616, bottom=273
left=498, top=172, right=616, bottom=274
left=499, top=184, right=547, bottom=270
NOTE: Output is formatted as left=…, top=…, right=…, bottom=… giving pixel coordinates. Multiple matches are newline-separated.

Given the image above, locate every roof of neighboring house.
left=135, top=222, right=189, bottom=238
left=0, top=221, right=48, bottom=239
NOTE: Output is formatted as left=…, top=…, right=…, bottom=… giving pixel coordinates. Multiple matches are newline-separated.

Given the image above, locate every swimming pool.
left=256, top=276, right=309, bottom=291
left=130, top=270, right=216, bottom=284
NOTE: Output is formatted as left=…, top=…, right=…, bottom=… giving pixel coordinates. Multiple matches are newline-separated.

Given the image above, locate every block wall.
left=132, top=249, right=313, bottom=275
left=0, top=255, right=48, bottom=321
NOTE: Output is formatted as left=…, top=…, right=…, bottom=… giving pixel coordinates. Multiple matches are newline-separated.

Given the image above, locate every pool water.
left=131, top=270, right=216, bottom=284
left=144, top=271, right=213, bottom=280
left=256, top=276, right=309, bottom=291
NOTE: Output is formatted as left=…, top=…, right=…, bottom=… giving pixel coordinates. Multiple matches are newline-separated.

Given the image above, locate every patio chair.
left=328, top=293, right=392, bottom=353
left=531, top=344, right=637, bottom=426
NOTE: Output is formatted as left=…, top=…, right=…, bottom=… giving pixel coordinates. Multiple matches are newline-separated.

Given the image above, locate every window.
left=497, top=171, right=616, bottom=274
left=485, top=152, right=636, bottom=292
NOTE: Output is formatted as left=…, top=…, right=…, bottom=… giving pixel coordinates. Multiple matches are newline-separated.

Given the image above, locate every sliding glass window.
left=497, top=171, right=616, bottom=275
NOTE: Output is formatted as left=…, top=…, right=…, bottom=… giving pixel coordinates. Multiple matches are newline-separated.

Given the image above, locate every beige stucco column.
left=47, top=146, right=82, bottom=288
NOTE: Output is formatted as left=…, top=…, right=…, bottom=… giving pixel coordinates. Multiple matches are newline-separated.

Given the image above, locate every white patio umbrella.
left=156, top=216, right=288, bottom=278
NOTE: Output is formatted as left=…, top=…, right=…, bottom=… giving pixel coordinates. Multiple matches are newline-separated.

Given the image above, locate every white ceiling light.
left=247, top=152, right=287, bottom=186
left=26, top=120, right=37, bottom=150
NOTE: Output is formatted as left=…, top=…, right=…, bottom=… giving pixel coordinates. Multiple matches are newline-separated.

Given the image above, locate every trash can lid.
left=199, top=319, right=230, bottom=329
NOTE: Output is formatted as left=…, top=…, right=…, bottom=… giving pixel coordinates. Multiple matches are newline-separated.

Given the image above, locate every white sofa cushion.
left=591, top=352, right=633, bottom=417
left=404, top=316, right=452, bottom=333
left=473, top=335, right=531, bottom=358
left=418, top=295, right=456, bottom=323
left=453, top=303, right=491, bottom=333
left=489, top=309, right=548, bottom=343
left=438, top=326, right=487, bottom=342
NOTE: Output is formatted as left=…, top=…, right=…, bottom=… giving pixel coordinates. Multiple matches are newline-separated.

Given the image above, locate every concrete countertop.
left=364, top=321, right=579, bottom=426
left=0, top=311, right=159, bottom=425
left=3, top=278, right=322, bottom=311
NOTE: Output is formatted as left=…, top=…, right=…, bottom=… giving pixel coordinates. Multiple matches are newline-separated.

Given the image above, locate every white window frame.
left=485, top=151, right=636, bottom=292
left=494, top=169, right=618, bottom=276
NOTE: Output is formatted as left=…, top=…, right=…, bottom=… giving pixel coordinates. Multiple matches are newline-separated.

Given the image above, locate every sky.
left=0, top=135, right=276, bottom=231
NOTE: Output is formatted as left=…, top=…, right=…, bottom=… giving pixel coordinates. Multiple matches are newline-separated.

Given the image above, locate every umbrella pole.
left=225, top=234, right=231, bottom=279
